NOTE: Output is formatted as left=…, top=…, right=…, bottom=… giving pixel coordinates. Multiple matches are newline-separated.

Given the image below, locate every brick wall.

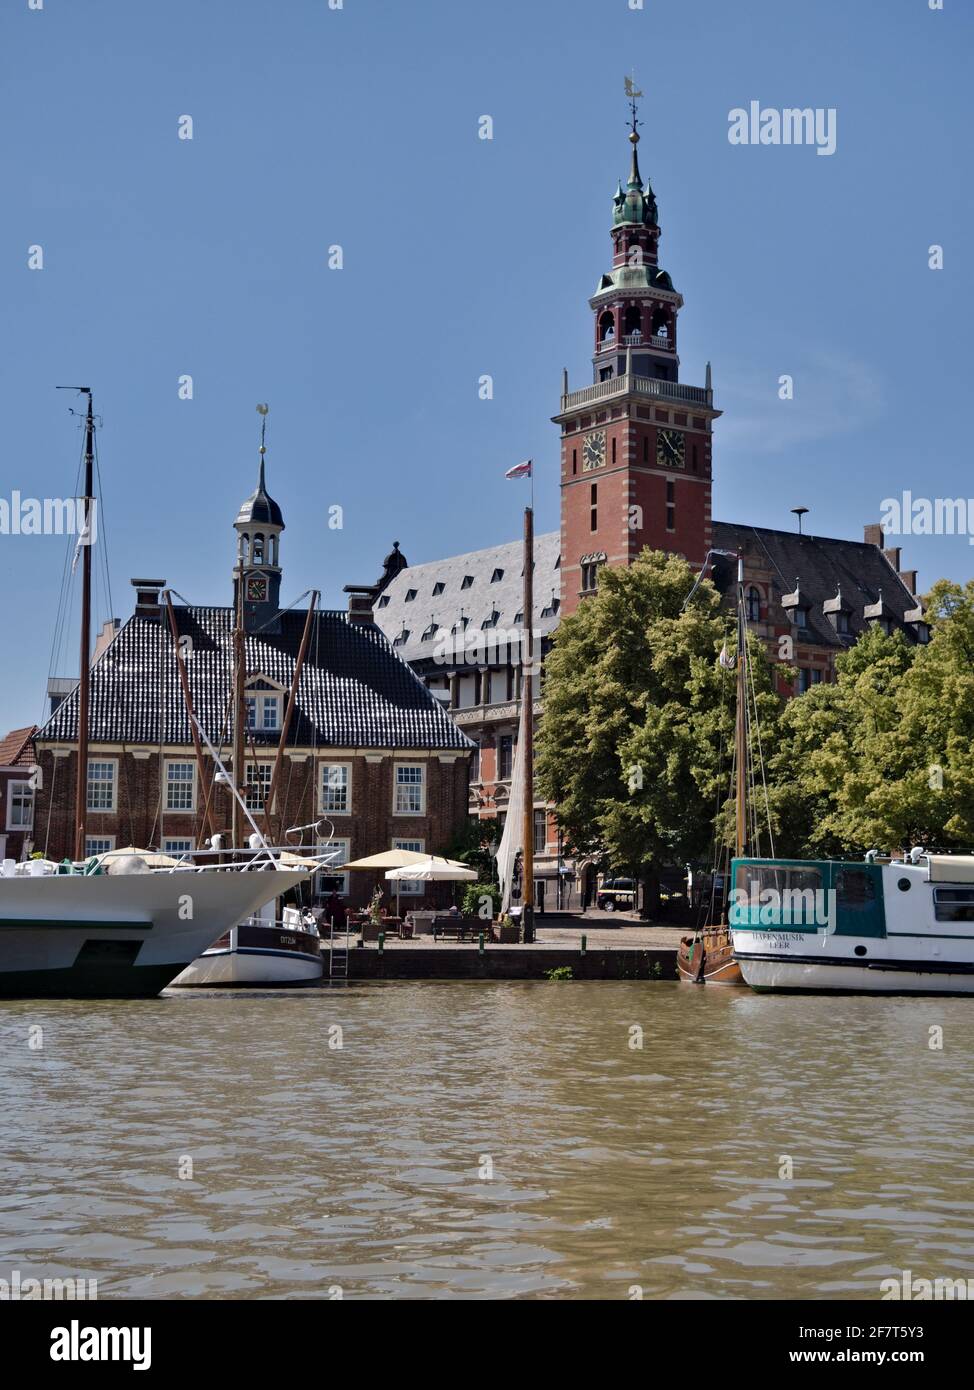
left=32, top=746, right=470, bottom=908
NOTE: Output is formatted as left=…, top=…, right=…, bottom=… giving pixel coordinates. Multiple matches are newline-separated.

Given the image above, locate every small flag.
left=505, top=460, right=532, bottom=480
left=719, top=643, right=736, bottom=670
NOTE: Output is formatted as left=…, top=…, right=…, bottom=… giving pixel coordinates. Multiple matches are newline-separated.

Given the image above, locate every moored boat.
left=730, top=850, right=974, bottom=994
left=677, top=926, right=743, bottom=985
left=170, top=905, right=323, bottom=986
left=0, top=855, right=311, bottom=998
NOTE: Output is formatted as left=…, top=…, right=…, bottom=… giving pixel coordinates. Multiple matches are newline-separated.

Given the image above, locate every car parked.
left=596, top=877, right=637, bottom=912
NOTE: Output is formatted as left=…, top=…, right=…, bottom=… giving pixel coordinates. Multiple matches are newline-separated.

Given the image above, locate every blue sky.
left=1, top=0, right=971, bottom=734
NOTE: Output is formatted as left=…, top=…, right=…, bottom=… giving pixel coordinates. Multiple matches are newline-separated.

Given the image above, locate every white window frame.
left=244, top=691, right=282, bottom=732
left=85, top=836, right=116, bottom=857
left=162, top=837, right=196, bottom=856
left=316, top=838, right=350, bottom=896
left=392, top=838, right=425, bottom=895
left=393, top=763, right=426, bottom=816
left=164, top=760, right=196, bottom=813
left=86, top=758, right=118, bottom=813
left=319, top=762, right=352, bottom=816
left=6, top=778, right=34, bottom=831
left=244, top=761, right=274, bottom=812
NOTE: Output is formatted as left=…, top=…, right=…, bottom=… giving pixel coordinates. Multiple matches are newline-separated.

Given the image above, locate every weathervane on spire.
left=624, top=73, right=643, bottom=142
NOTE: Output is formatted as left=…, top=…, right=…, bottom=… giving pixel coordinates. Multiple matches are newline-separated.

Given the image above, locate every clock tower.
left=554, top=98, right=721, bottom=615
left=233, top=413, right=285, bottom=633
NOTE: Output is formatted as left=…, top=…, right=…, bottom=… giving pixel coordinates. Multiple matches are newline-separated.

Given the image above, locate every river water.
left=2, top=982, right=973, bottom=1300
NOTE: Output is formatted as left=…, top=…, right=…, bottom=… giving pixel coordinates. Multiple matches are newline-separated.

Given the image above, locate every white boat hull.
left=171, top=946, right=322, bottom=986
left=733, top=948, right=974, bottom=995
left=0, top=869, right=310, bottom=998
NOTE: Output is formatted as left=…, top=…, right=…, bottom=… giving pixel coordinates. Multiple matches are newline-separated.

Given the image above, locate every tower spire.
left=257, top=401, right=268, bottom=490
left=625, top=74, right=643, bottom=188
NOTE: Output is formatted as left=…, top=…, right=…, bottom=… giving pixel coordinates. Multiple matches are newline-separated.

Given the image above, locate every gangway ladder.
left=328, top=915, right=350, bottom=980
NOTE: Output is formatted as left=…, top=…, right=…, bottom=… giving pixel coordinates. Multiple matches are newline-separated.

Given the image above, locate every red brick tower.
left=554, top=100, right=721, bottom=615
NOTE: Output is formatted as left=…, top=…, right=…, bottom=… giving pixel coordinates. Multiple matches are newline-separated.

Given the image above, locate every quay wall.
left=320, top=946, right=677, bottom=981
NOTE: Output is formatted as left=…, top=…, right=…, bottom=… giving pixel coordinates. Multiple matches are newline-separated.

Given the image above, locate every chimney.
left=343, top=585, right=375, bottom=625
left=131, top=578, right=166, bottom=621
left=863, top=523, right=884, bottom=547
left=883, top=546, right=902, bottom=572
left=899, top=568, right=918, bottom=596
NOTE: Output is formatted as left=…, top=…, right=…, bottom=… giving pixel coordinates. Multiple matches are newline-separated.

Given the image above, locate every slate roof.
left=711, top=522, right=922, bottom=649
left=0, top=726, right=37, bottom=767
left=234, top=460, right=285, bottom=529
left=374, top=522, right=923, bottom=665
left=373, top=532, right=562, bottom=666
left=37, top=608, right=472, bottom=751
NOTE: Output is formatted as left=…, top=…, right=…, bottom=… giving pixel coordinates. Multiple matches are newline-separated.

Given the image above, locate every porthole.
left=897, top=878, right=911, bottom=892
left=854, top=945, right=867, bottom=957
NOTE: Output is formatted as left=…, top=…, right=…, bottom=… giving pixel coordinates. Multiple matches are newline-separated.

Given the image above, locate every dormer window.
left=393, top=629, right=410, bottom=647
left=405, top=589, right=417, bottom=602
left=452, top=616, right=469, bottom=634
left=377, top=595, right=390, bottom=609
left=836, top=611, right=850, bottom=635
left=461, top=575, right=474, bottom=590
left=421, top=622, right=438, bottom=641
left=432, top=582, right=445, bottom=596
left=490, top=569, right=504, bottom=583
left=541, top=597, right=560, bottom=618
left=245, top=692, right=281, bottom=731
left=481, top=611, right=500, bottom=630
left=795, top=607, right=808, bottom=630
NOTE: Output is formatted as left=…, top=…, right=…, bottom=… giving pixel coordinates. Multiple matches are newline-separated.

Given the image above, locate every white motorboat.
left=170, top=904, right=323, bottom=986
left=730, top=850, right=974, bottom=994
left=0, top=854, right=311, bottom=998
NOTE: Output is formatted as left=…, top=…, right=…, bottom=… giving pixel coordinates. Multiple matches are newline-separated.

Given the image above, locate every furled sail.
left=494, top=732, right=524, bottom=912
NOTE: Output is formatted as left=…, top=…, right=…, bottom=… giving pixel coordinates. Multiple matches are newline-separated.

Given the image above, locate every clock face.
left=656, top=428, right=686, bottom=469
left=247, top=576, right=268, bottom=602
left=582, top=430, right=606, bottom=471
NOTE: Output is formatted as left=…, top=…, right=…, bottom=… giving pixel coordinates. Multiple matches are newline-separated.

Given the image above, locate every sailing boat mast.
left=56, top=387, right=95, bottom=861
left=521, top=503, right=535, bottom=942
left=734, top=553, right=746, bottom=859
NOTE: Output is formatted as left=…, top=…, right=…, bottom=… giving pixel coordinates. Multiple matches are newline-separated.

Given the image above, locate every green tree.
left=769, top=580, right=974, bottom=854
left=536, top=549, right=781, bottom=904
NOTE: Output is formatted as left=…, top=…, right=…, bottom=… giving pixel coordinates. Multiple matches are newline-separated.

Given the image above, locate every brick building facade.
left=372, top=112, right=929, bottom=904
left=31, top=461, right=473, bottom=908
left=0, top=726, right=37, bottom=865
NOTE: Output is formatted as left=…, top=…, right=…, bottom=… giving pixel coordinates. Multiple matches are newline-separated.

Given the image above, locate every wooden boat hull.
left=677, top=928, right=745, bottom=985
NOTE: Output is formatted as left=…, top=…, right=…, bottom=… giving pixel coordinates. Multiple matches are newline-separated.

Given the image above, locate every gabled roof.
left=711, top=522, right=921, bottom=648
left=36, top=608, right=471, bottom=751
left=372, top=532, right=562, bottom=665
left=0, top=726, right=37, bottom=768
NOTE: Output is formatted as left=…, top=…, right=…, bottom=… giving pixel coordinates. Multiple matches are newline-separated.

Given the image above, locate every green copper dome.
left=612, top=131, right=658, bottom=228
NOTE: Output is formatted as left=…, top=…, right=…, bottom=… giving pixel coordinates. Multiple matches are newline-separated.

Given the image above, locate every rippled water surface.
left=2, top=982, right=973, bottom=1299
